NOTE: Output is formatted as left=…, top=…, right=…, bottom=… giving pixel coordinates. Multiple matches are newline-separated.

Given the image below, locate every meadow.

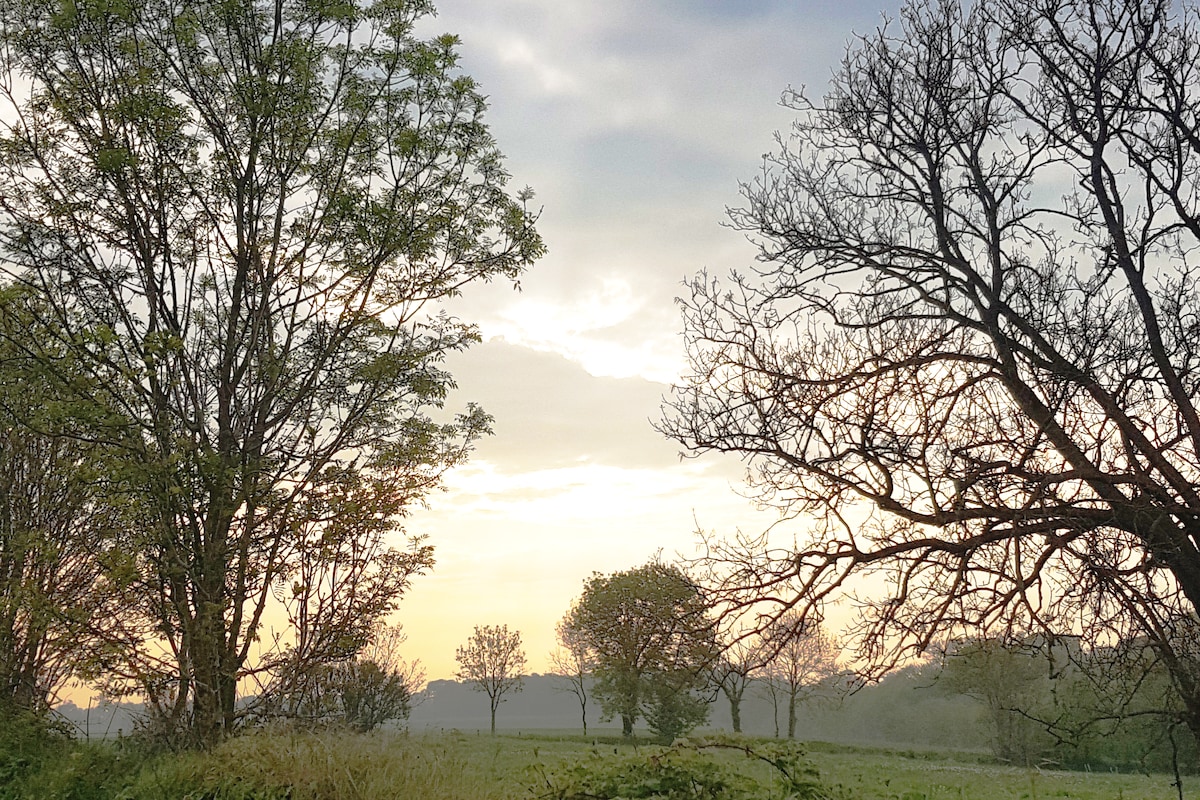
left=3, top=724, right=1187, bottom=800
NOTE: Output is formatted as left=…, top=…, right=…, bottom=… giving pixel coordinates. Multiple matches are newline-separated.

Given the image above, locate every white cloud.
left=495, top=36, right=580, bottom=96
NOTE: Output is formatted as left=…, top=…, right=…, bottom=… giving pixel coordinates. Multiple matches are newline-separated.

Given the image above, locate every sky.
left=400, top=0, right=907, bottom=683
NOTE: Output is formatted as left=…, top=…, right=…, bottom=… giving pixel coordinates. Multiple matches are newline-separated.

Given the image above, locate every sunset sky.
left=401, top=0, right=906, bottom=683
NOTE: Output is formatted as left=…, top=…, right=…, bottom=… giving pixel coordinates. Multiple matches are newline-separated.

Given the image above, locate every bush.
left=533, top=736, right=832, bottom=800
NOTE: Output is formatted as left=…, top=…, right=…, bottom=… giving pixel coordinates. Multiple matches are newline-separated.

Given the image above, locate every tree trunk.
left=490, top=703, right=497, bottom=735
left=787, top=692, right=797, bottom=739
left=730, top=697, right=742, bottom=733
left=621, top=713, right=634, bottom=737
left=191, top=644, right=221, bottom=745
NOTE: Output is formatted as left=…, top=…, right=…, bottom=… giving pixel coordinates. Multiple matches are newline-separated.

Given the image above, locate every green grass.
left=806, top=741, right=1184, bottom=800
left=1, top=727, right=1191, bottom=799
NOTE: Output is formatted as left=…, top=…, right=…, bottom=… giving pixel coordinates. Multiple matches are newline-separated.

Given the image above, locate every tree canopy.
left=564, top=562, right=717, bottom=740
left=662, top=0, right=1200, bottom=742
left=0, top=0, right=541, bottom=744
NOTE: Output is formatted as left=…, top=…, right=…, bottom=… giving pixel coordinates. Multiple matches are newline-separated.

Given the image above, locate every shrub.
left=533, top=736, right=832, bottom=800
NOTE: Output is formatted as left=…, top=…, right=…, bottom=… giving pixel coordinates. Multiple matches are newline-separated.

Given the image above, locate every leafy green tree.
left=661, top=0, right=1200, bottom=743
left=0, top=0, right=541, bottom=744
left=455, top=623, right=526, bottom=734
left=564, top=562, right=718, bottom=739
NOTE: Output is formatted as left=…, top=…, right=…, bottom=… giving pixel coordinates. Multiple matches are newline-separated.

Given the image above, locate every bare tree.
left=711, top=634, right=761, bottom=734
left=455, top=624, right=526, bottom=734
left=662, top=0, right=1200, bottom=742
left=757, top=615, right=840, bottom=739
left=0, top=0, right=541, bottom=744
left=550, top=617, right=594, bottom=735
left=361, top=623, right=427, bottom=706
left=256, top=620, right=426, bottom=728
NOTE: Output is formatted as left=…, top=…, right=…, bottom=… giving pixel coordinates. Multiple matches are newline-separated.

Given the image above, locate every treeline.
left=452, top=558, right=1200, bottom=775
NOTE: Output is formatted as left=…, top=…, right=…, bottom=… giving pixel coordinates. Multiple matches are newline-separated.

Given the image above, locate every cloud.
left=441, top=338, right=682, bottom=470
left=425, top=0, right=906, bottom=386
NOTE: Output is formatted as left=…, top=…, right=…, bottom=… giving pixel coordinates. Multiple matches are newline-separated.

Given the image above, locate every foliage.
left=268, top=658, right=412, bottom=733
left=0, top=288, right=125, bottom=713
left=935, top=635, right=1200, bottom=773
left=641, top=671, right=712, bottom=744
left=0, top=728, right=1190, bottom=800
left=0, top=708, right=68, bottom=797
left=256, top=617, right=426, bottom=729
left=936, top=637, right=1054, bottom=765
left=1055, top=643, right=1200, bottom=774
left=533, top=736, right=830, bottom=800
left=456, top=623, right=527, bottom=734
left=563, top=562, right=718, bottom=740
left=0, top=0, right=542, bottom=743
left=662, top=0, right=1200, bottom=742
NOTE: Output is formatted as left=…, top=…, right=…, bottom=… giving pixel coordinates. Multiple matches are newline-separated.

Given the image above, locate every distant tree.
left=563, top=562, right=718, bottom=739
left=711, top=635, right=762, bottom=734
left=661, top=0, right=1200, bottom=744
left=0, top=0, right=542, bottom=745
left=550, top=617, right=595, bottom=735
left=258, top=620, right=425, bottom=729
left=938, top=637, right=1052, bottom=765
left=281, top=658, right=412, bottom=733
left=758, top=615, right=840, bottom=739
left=455, top=624, right=526, bottom=734
left=360, top=623, right=427, bottom=707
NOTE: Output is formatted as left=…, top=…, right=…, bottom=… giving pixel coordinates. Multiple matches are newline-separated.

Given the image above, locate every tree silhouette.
left=663, top=0, right=1200, bottom=741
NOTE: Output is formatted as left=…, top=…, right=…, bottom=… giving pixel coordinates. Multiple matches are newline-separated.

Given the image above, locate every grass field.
left=5, top=726, right=1192, bottom=799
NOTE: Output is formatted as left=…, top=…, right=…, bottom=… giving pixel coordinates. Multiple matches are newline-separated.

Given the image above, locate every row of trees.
left=0, top=0, right=542, bottom=746
left=450, top=562, right=841, bottom=741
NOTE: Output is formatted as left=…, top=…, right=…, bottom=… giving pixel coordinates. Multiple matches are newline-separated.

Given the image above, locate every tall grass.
left=122, top=730, right=519, bottom=799
left=0, top=725, right=1191, bottom=799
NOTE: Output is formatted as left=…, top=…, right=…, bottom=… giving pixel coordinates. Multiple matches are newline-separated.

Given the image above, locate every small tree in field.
left=711, top=635, right=761, bottom=734
left=758, top=615, right=840, bottom=739
left=550, top=617, right=595, bottom=735
left=456, top=624, right=526, bottom=734
left=563, top=562, right=719, bottom=739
